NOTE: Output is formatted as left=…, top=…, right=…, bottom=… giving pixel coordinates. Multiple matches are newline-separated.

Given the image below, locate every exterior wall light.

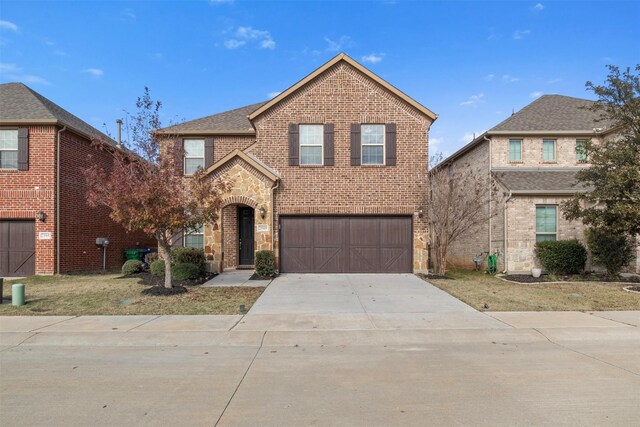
left=37, top=211, right=46, bottom=222
left=258, top=207, right=266, bottom=219
left=417, top=207, right=425, bottom=219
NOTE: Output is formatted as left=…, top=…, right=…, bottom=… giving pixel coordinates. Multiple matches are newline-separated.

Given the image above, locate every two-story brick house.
left=437, top=94, right=639, bottom=274
left=0, top=82, right=153, bottom=276
left=157, top=53, right=437, bottom=273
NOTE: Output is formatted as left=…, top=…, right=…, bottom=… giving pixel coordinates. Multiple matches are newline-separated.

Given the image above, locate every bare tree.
left=429, top=153, right=495, bottom=275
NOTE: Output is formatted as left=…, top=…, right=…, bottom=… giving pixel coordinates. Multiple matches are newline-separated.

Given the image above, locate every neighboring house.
left=435, top=94, right=639, bottom=274
left=157, top=53, right=437, bottom=274
left=0, top=83, right=153, bottom=276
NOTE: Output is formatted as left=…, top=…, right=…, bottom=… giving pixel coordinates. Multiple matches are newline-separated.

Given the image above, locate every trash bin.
left=487, top=255, right=498, bottom=275
left=124, top=249, right=144, bottom=261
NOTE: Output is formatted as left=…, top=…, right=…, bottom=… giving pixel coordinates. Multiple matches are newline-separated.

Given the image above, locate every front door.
left=238, top=207, right=255, bottom=266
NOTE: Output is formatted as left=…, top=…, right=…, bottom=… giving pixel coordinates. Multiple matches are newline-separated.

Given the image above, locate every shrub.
left=171, top=247, right=205, bottom=273
left=172, top=262, right=201, bottom=281
left=144, top=251, right=159, bottom=265
left=535, top=240, right=587, bottom=275
left=121, top=260, right=143, bottom=276
left=150, top=259, right=165, bottom=277
left=255, top=250, right=276, bottom=278
left=586, top=229, right=634, bottom=276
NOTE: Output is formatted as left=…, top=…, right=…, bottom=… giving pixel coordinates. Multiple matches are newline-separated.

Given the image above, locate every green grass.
left=0, top=274, right=264, bottom=316
left=423, top=269, right=640, bottom=312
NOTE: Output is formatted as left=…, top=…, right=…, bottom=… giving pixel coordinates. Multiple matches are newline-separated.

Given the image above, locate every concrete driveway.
left=235, top=273, right=507, bottom=331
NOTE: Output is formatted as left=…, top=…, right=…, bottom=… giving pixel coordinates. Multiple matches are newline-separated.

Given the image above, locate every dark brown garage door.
left=280, top=216, right=412, bottom=273
left=0, top=220, right=36, bottom=277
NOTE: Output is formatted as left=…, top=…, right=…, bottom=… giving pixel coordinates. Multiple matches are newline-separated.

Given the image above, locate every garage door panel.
left=280, top=216, right=412, bottom=273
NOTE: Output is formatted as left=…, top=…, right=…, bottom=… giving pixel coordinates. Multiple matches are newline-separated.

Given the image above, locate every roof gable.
left=0, top=82, right=114, bottom=143
left=158, top=101, right=267, bottom=135
left=205, top=149, right=279, bottom=182
left=248, top=53, right=437, bottom=121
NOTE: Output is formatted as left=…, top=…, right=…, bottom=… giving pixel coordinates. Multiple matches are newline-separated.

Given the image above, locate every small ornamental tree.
left=85, top=88, right=227, bottom=288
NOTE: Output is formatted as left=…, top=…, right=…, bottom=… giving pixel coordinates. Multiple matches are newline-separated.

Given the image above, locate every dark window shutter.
left=17, top=127, right=29, bottom=171
left=350, top=124, right=361, bottom=166
left=323, top=123, right=334, bottom=166
left=171, top=229, right=184, bottom=247
left=385, top=123, right=397, bottom=166
left=204, top=137, right=214, bottom=169
left=288, top=124, right=299, bottom=166
left=175, top=139, right=184, bottom=176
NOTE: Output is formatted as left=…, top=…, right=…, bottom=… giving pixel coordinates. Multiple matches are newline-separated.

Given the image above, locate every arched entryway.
left=220, top=203, right=256, bottom=269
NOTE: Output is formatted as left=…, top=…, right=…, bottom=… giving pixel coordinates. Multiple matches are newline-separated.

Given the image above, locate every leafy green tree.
left=562, top=65, right=640, bottom=237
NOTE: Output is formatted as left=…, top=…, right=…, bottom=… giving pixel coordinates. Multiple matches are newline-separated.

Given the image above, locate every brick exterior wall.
left=0, top=125, right=56, bottom=274
left=222, top=205, right=238, bottom=269
left=491, top=135, right=594, bottom=168
left=0, top=124, right=153, bottom=275
left=58, top=130, right=154, bottom=272
left=250, top=62, right=433, bottom=272
left=214, top=136, right=255, bottom=164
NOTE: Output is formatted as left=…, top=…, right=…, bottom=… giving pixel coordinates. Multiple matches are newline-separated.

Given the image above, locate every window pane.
left=536, top=206, right=557, bottom=233
left=0, top=151, right=18, bottom=169
left=184, top=235, right=204, bottom=249
left=300, top=145, right=322, bottom=165
left=536, top=234, right=556, bottom=243
left=361, top=124, right=384, bottom=145
left=543, top=140, right=555, bottom=161
left=576, top=140, right=587, bottom=161
left=509, top=140, right=522, bottom=161
left=0, top=130, right=18, bottom=149
left=184, top=139, right=204, bottom=157
left=299, top=125, right=323, bottom=146
left=185, top=158, right=204, bottom=174
left=362, top=145, right=384, bottom=165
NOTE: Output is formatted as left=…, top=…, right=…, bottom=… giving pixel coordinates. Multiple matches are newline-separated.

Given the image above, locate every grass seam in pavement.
left=214, top=330, right=267, bottom=426
left=532, top=328, right=640, bottom=377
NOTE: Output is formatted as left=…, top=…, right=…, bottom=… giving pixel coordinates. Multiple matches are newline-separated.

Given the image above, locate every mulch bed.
left=122, top=271, right=217, bottom=296
left=503, top=274, right=640, bottom=284
left=249, top=273, right=277, bottom=281
left=141, top=285, right=187, bottom=296
left=417, top=273, right=452, bottom=280
left=624, top=286, right=640, bottom=293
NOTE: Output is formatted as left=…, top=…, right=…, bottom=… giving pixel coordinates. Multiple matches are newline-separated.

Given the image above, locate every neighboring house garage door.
left=0, top=220, right=36, bottom=277
left=280, top=216, right=412, bottom=273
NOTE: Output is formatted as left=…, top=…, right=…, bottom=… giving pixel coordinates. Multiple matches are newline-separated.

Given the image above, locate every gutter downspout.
left=503, top=190, right=513, bottom=274
left=271, top=179, right=280, bottom=266
left=484, top=135, right=492, bottom=257
left=56, top=125, right=67, bottom=275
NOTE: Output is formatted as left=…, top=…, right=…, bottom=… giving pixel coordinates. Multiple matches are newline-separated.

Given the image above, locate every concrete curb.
left=495, top=275, right=640, bottom=286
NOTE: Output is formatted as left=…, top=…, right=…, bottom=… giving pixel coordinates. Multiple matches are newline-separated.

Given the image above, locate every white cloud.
left=460, top=93, right=485, bottom=107
left=361, top=53, right=385, bottom=64
left=513, top=29, right=531, bottom=40
left=122, top=8, right=136, bottom=19
left=430, top=137, right=443, bottom=148
left=83, top=68, right=104, bottom=77
left=149, top=52, right=164, bottom=61
left=0, top=20, right=18, bottom=32
left=0, top=63, right=50, bottom=85
left=459, top=131, right=483, bottom=143
left=502, top=74, right=520, bottom=83
left=324, top=36, right=353, bottom=53
left=530, top=91, right=544, bottom=99
left=485, top=73, right=495, bottom=81
left=224, top=26, right=275, bottom=50
left=268, top=91, right=281, bottom=99
left=547, top=78, right=561, bottom=84
left=533, top=3, right=544, bottom=11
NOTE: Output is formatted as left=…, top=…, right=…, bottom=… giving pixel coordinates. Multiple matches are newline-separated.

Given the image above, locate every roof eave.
left=248, top=53, right=438, bottom=122
left=487, top=130, right=599, bottom=136
left=510, top=190, right=589, bottom=195
left=154, top=129, right=256, bottom=136
left=0, top=119, right=116, bottom=145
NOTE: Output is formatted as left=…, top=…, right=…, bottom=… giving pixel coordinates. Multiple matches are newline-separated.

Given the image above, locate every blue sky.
left=1, top=0, right=638, bottom=156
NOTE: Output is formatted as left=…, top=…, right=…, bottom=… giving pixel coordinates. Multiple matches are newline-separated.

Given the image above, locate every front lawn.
left=0, top=274, right=264, bottom=316
left=422, top=269, right=640, bottom=312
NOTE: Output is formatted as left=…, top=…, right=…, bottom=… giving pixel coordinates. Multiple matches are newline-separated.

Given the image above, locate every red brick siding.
left=0, top=125, right=57, bottom=274
left=59, top=130, right=154, bottom=272
left=222, top=206, right=238, bottom=268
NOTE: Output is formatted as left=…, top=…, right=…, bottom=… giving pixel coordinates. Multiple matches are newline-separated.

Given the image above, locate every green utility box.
left=124, top=249, right=144, bottom=261
left=12, top=283, right=25, bottom=307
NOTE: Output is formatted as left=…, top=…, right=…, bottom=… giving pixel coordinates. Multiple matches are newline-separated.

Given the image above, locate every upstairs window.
left=361, top=124, right=385, bottom=165
left=184, top=139, right=204, bottom=175
left=184, top=224, right=204, bottom=249
left=509, top=139, right=522, bottom=162
left=299, top=125, right=323, bottom=165
left=576, top=139, right=588, bottom=162
left=536, top=205, right=557, bottom=242
left=542, top=139, right=556, bottom=162
left=0, top=130, right=19, bottom=169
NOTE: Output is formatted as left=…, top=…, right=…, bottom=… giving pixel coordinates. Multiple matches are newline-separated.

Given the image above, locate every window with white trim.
left=576, top=139, right=588, bottom=162
left=184, top=139, right=204, bottom=175
left=361, top=124, right=385, bottom=165
left=0, top=130, right=19, bottom=169
left=536, top=205, right=557, bottom=243
left=299, top=125, right=323, bottom=165
left=509, top=139, right=522, bottom=162
left=542, top=139, right=556, bottom=161
left=184, top=224, right=204, bottom=249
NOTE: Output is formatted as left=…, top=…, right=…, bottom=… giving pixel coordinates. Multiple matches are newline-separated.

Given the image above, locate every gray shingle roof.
left=492, top=170, right=591, bottom=193
left=0, top=82, right=113, bottom=142
left=158, top=101, right=267, bottom=134
left=490, top=95, right=608, bottom=132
